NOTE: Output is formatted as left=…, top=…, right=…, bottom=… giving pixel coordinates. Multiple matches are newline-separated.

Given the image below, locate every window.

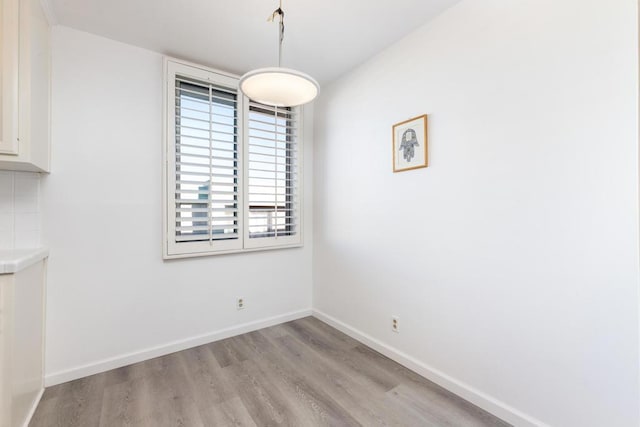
left=164, top=59, right=303, bottom=258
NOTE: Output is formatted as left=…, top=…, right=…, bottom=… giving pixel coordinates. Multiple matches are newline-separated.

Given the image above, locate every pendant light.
left=239, top=0, right=319, bottom=107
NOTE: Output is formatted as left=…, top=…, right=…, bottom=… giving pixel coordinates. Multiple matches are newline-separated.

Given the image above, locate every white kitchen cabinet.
left=0, top=0, right=51, bottom=172
left=0, top=248, right=47, bottom=427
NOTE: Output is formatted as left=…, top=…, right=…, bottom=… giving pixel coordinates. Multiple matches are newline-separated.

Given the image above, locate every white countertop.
left=0, top=247, right=49, bottom=274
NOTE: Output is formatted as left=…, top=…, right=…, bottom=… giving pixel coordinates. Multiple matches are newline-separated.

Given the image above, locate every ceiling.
left=49, top=0, right=461, bottom=84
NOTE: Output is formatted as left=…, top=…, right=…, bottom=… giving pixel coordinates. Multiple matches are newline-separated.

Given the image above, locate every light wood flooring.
left=30, top=317, right=510, bottom=426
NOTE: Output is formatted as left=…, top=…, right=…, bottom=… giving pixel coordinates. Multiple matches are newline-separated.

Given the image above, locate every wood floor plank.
left=281, top=320, right=401, bottom=392
left=352, top=344, right=442, bottom=389
left=29, top=317, right=511, bottom=427
left=137, top=356, right=205, bottom=427
left=222, top=359, right=297, bottom=426
left=267, top=331, right=422, bottom=426
left=38, top=386, right=60, bottom=403
left=178, top=343, right=241, bottom=425
left=236, top=331, right=362, bottom=426
left=209, top=337, right=251, bottom=368
left=31, top=372, right=106, bottom=427
left=259, top=323, right=289, bottom=339
left=98, top=377, right=147, bottom=427
left=94, top=363, right=142, bottom=388
left=297, top=316, right=361, bottom=349
left=387, top=383, right=510, bottom=427
left=352, top=343, right=508, bottom=426
left=283, top=320, right=356, bottom=353
left=28, top=396, right=60, bottom=427
left=203, top=396, right=258, bottom=427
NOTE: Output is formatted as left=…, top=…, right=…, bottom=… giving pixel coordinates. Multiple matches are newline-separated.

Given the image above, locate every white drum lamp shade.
left=239, top=67, right=319, bottom=107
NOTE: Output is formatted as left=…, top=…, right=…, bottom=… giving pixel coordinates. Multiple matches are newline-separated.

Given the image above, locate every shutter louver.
left=174, top=76, right=240, bottom=243
left=247, top=102, right=299, bottom=240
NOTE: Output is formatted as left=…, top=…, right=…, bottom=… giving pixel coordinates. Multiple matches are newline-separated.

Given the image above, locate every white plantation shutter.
left=244, top=101, right=301, bottom=248
left=164, top=59, right=302, bottom=258
left=166, top=61, right=243, bottom=256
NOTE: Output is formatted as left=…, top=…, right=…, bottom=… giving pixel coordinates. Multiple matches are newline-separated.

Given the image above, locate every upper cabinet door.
left=0, top=0, right=51, bottom=172
left=0, top=0, right=20, bottom=155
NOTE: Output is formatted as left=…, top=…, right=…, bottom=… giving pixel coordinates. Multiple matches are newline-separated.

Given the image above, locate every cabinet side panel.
left=24, top=0, right=51, bottom=172
left=0, top=274, right=15, bottom=427
left=10, top=261, right=44, bottom=427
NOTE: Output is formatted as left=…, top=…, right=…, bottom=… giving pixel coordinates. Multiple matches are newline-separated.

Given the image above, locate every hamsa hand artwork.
left=392, top=114, right=427, bottom=172
left=399, top=128, right=419, bottom=162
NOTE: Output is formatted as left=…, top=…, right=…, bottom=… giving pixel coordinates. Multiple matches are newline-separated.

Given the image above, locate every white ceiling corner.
left=39, top=0, right=58, bottom=25
left=50, top=0, right=462, bottom=84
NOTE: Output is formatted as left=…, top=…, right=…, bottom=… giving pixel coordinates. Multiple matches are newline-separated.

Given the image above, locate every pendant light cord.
left=269, top=0, right=285, bottom=67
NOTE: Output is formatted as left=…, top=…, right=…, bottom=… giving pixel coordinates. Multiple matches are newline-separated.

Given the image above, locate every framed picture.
left=392, top=114, right=428, bottom=172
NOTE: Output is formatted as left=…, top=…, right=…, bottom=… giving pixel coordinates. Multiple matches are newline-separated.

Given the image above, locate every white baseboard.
left=312, top=309, right=548, bottom=427
left=45, top=309, right=312, bottom=386
left=22, top=387, right=44, bottom=427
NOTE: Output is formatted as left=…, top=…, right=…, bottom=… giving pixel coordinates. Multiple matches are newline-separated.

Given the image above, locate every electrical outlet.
left=392, top=316, right=399, bottom=333
left=237, top=297, right=245, bottom=310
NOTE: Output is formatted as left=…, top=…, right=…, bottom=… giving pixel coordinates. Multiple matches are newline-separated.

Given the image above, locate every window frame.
left=163, top=57, right=304, bottom=259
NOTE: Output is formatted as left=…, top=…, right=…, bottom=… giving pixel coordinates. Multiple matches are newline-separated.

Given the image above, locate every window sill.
left=163, top=242, right=304, bottom=260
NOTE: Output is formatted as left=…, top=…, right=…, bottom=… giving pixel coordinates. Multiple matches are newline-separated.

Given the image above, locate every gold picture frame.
left=392, top=114, right=428, bottom=172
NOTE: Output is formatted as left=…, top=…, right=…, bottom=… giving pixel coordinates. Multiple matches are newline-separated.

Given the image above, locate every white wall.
left=0, top=171, right=41, bottom=249
left=43, top=26, right=313, bottom=383
left=313, top=1, right=639, bottom=426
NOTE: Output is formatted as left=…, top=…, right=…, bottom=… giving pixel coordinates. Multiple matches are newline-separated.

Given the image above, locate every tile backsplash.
left=0, top=171, right=41, bottom=249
